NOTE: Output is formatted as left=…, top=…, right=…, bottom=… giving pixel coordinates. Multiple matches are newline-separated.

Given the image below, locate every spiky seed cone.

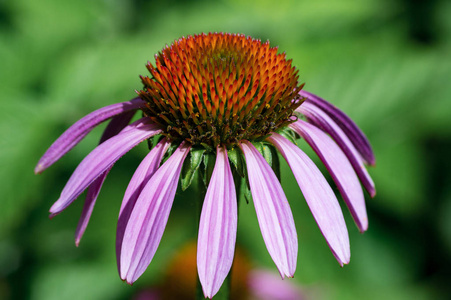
left=139, top=32, right=304, bottom=147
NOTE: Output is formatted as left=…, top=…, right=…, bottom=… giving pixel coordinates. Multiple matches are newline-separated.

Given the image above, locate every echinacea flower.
left=36, top=33, right=375, bottom=299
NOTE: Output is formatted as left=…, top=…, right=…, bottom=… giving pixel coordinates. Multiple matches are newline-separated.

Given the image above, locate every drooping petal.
left=116, top=137, right=170, bottom=271
left=298, top=102, right=376, bottom=197
left=299, top=90, right=375, bottom=166
left=248, top=270, right=306, bottom=300
left=49, top=118, right=161, bottom=216
left=75, top=110, right=137, bottom=246
left=99, top=111, right=139, bottom=144
left=75, top=172, right=106, bottom=246
left=290, top=120, right=368, bottom=232
left=267, top=133, right=350, bottom=265
left=35, top=98, right=145, bottom=174
left=197, top=146, right=237, bottom=299
left=239, top=140, right=297, bottom=278
left=120, top=142, right=191, bottom=284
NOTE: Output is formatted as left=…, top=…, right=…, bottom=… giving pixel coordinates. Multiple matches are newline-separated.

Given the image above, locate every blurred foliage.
left=1, top=0, right=451, bottom=299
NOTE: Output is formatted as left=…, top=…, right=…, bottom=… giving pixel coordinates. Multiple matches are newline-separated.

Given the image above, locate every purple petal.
left=239, top=140, right=297, bottom=278
left=299, top=90, right=375, bottom=166
left=298, top=102, right=376, bottom=197
left=75, top=110, right=137, bottom=246
left=197, top=146, right=237, bottom=299
left=49, top=118, right=161, bottom=216
left=35, top=98, right=145, bottom=174
left=120, top=142, right=191, bottom=284
left=74, top=173, right=107, bottom=247
left=267, top=133, right=350, bottom=265
left=116, top=137, right=170, bottom=272
left=248, top=270, right=306, bottom=300
left=290, top=120, right=368, bottom=232
left=99, top=110, right=138, bottom=144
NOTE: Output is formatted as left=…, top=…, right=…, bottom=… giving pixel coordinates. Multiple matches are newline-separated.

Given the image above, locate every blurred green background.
left=1, top=0, right=451, bottom=299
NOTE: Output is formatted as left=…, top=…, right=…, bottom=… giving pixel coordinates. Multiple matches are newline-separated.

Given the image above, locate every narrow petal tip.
left=34, top=164, right=44, bottom=174
left=125, top=279, right=134, bottom=286
left=358, top=218, right=369, bottom=233
left=339, top=259, right=349, bottom=267
left=49, top=201, right=64, bottom=216
left=370, top=189, right=376, bottom=198
left=203, top=289, right=213, bottom=300
left=119, top=273, right=134, bottom=285
left=337, top=251, right=351, bottom=267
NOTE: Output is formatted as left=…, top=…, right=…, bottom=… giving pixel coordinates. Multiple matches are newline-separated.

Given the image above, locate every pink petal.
left=299, top=90, right=375, bottom=166
left=116, top=138, right=170, bottom=271
left=75, top=110, right=137, bottom=246
left=35, top=98, right=145, bottom=174
left=267, top=133, right=350, bottom=265
left=120, top=142, right=191, bottom=284
left=49, top=118, right=161, bottom=216
left=197, top=146, right=237, bottom=299
left=99, top=110, right=138, bottom=144
left=74, top=173, right=107, bottom=247
left=239, top=140, right=297, bottom=278
left=298, top=102, right=376, bottom=197
left=290, top=120, right=368, bottom=232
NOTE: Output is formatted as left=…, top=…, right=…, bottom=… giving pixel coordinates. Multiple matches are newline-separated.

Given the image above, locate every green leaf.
left=181, top=148, right=205, bottom=191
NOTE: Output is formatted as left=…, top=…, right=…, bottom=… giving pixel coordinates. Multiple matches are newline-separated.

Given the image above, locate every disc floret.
left=138, top=32, right=304, bottom=147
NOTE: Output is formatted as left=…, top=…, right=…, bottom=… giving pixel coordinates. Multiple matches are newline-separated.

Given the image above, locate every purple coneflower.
left=35, top=33, right=375, bottom=299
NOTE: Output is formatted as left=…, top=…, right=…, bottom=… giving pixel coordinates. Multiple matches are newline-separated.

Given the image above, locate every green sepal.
left=231, top=160, right=252, bottom=205
left=147, top=138, right=153, bottom=150
left=254, top=141, right=281, bottom=183
left=262, top=143, right=273, bottom=166
left=181, top=148, right=206, bottom=191
left=161, top=141, right=180, bottom=164
left=201, top=152, right=216, bottom=187
left=200, top=142, right=214, bottom=153
left=147, top=135, right=164, bottom=151
left=243, top=177, right=252, bottom=204
left=253, top=142, right=264, bottom=158
left=227, top=147, right=245, bottom=177
left=269, top=144, right=281, bottom=182
left=277, top=127, right=298, bottom=145
left=253, top=133, right=272, bottom=143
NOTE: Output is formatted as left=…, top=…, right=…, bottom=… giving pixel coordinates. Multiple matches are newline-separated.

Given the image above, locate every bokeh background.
left=1, top=0, right=450, bottom=299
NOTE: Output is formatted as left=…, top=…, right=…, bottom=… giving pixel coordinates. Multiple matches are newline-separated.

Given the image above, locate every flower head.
left=139, top=33, right=303, bottom=147
left=36, top=33, right=375, bottom=299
